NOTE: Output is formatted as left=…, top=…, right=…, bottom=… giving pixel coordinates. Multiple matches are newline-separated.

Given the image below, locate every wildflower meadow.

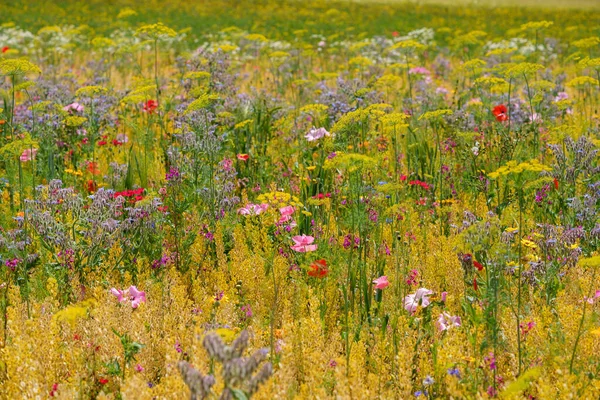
left=1, top=0, right=600, bottom=398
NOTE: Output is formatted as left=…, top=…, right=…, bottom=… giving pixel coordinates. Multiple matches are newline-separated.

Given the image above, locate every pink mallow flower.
left=111, top=285, right=146, bottom=308
left=290, top=235, right=317, bottom=252
left=585, top=290, right=600, bottom=304
left=237, top=203, right=269, bottom=216
left=20, top=148, right=37, bottom=162
left=129, top=286, right=146, bottom=308
left=305, top=127, right=330, bottom=142
left=278, top=206, right=297, bottom=227
left=437, top=312, right=461, bottom=331
left=373, top=275, right=389, bottom=290
left=404, top=288, right=433, bottom=314
left=64, top=102, right=84, bottom=114
left=110, top=288, right=125, bottom=302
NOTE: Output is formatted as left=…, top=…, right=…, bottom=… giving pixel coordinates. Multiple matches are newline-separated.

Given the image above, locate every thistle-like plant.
left=179, top=330, right=273, bottom=400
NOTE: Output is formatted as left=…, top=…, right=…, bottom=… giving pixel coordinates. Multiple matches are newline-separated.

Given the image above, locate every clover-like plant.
left=179, top=330, right=273, bottom=400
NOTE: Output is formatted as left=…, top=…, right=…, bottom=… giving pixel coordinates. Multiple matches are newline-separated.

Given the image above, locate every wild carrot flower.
left=290, top=235, right=317, bottom=252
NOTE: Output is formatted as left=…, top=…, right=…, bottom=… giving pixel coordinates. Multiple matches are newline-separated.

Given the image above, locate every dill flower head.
left=135, top=22, right=177, bottom=39
left=0, top=58, right=41, bottom=76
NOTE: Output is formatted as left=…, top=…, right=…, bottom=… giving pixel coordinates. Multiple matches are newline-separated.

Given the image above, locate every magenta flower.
left=404, top=288, right=433, bottom=314
left=373, top=275, right=389, bottom=290
left=437, top=312, right=461, bottom=331
left=129, top=286, right=146, bottom=308
left=238, top=203, right=269, bottom=216
left=20, top=148, right=37, bottom=162
left=290, top=235, right=317, bottom=252
left=305, top=127, right=330, bottom=142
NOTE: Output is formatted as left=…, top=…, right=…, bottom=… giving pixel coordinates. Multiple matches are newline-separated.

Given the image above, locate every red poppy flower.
left=98, top=378, right=109, bottom=385
left=112, top=139, right=123, bottom=146
left=473, top=277, right=478, bottom=291
left=143, top=99, right=158, bottom=114
left=97, top=140, right=107, bottom=146
left=553, top=177, right=559, bottom=190
left=237, top=153, right=249, bottom=161
left=492, top=104, right=508, bottom=122
left=1, top=46, right=9, bottom=53
left=86, top=180, right=97, bottom=193
left=392, top=31, right=399, bottom=37
left=308, top=259, right=328, bottom=278
left=86, top=161, right=100, bottom=175
left=473, top=260, right=484, bottom=271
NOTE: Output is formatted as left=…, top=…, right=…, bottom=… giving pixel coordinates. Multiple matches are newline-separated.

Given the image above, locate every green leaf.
left=231, top=389, right=248, bottom=400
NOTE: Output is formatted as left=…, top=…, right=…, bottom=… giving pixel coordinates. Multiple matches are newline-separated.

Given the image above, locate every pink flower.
left=280, top=206, right=295, bottom=216
left=404, top=288, right=433, bottom=314
left=290, top=235, right=317, bottom=252
left=373, top=275, right=389, bottom=290
left=305, top=127, right=330, bottom=142
left=129, top=286, right=146, bottom=308
left=238, top=203, right=269, bottom=216
left=437, top=312, right=461, bottom=331
left=441, top=291, right=447, bottom=302
left=278, top=206, right=297, bottom=226
left=20, top=148, right=37, bottom=162
left=135, top=364, right=144, bottom=372
left=111, top=286, right=146, bottom=308
left=110, top=288, right=125, bottom=302
left=409, top=66, right=430, bottom=75
left=64, top=102, right=84, bottom=114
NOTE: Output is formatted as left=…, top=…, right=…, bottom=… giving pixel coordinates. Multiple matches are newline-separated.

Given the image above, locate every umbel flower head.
left=135, top=22, right=177, bottom=40
left=0, top=58, right=42, bottom=76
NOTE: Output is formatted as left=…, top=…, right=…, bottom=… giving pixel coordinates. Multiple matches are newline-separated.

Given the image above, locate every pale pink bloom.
left=404, top=288, right=433, bottom=314
left=373, top=275, right=389, bottom=290
left=238, top=203, right=269, bottom=216
left=305, top=127, right=330, bottom=142
left=290, top=234, right=317, bottom=252
left=529, top=113, right=542, bottom=123
left=20, top=148, right=37, bottom=162
left=554, top=92, right=568, bottom=102
left=409, top=66, right=430, bottom=75
left=585, top=290, right=600, bottom=304
left=111, top=288, right=125, bottom=302
left=64, top=102, right=84, bottom=113
left=437, top=312, right=461, bottom=331
left=129, top=286, right=146, bottom=309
